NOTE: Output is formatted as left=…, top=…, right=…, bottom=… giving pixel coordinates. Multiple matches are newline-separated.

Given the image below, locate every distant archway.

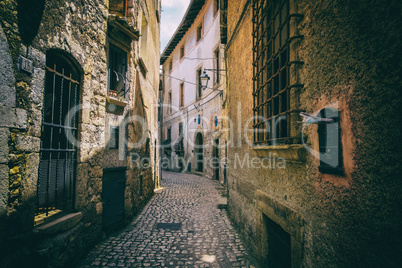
left=195, top=132, right=203, bottom=172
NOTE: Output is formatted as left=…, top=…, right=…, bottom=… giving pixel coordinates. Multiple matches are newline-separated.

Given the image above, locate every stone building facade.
left=0, top=0, right=160, bottom=266
left=161, top=0, right=227, bottom=183
left=220, top=0, right=402, bottom=266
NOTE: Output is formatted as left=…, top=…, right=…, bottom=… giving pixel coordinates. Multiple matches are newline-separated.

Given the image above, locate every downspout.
left=159, top=70, right=165, bottom=187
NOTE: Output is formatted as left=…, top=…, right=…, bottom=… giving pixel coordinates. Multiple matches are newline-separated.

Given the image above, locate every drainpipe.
left=158, top=70, right=164, bottom=187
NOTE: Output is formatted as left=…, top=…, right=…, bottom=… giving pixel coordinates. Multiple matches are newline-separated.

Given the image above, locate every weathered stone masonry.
left=0, top=0, right=160, bottom=267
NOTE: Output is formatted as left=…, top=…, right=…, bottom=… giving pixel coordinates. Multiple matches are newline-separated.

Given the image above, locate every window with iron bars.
left=253, top=0, right=296, bottom=145
left=36, top=51, right=80, bottom=223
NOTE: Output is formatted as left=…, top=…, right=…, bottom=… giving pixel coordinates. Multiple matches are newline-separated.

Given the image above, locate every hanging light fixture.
left=199, top=70, right=210, bottom=90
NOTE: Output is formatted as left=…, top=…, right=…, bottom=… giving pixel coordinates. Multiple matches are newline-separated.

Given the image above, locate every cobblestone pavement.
left=79, top=171, right=258, bottom=268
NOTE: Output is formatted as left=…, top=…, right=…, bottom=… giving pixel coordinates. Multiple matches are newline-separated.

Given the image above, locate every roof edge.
left=160, top=0, right=205, bottom=65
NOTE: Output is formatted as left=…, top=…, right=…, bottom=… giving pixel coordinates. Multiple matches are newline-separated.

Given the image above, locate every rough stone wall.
left=0, top=0, right=160, bottom=266
left=0, top=0, right=109, bottom=265
left=224, top=0, right=402, bottom=266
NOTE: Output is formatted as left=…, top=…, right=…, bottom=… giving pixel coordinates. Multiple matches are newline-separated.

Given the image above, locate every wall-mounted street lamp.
left=199, top=68, right=226, bottom=90
left=200, top=71, right=210, bottom=90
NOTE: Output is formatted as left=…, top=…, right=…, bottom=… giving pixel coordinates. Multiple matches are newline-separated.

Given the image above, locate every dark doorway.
left=224, top=141, right=227, bottom=185
left=178, top=123, right=184, bottom=171
left=102, top=168, right=126, bottom=228
left=264, top=214, right=291, bottom=268
left=213, top=139, right=219, bottom=180
left=195, top=133, right=203, bottom=172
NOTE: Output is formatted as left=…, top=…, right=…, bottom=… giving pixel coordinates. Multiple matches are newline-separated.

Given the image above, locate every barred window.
left=253, top=0, right=290, bottom=145
left=36, top=51, right=81, bottom=224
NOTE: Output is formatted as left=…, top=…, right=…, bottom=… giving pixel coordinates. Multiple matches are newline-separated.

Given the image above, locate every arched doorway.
left=195, top=132, right=203, bottom=172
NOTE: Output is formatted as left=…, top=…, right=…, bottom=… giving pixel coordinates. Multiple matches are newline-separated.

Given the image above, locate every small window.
left=108, top=44, right=127, bottom=100
left=197, top=22, right=203, bottom=41
left=214, top=48, right=220, bottom=84
left=180, top=82, right=184, bottom=107
left=196, top=68, right=202, bottom=99
left=179, top=122, right=183, bottom=137
left=168, top=91, right=172, bottom=113
left=167, top=127, right=172, bottom=140
left=180, top=45, right=185, bottom=59
left=109, top=126, right=119, bottom=149
left=169, top=60, right=173, bottom=73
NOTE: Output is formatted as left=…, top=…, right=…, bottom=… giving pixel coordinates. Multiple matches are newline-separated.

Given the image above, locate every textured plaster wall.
left=224, top=0, right=402, bottom=266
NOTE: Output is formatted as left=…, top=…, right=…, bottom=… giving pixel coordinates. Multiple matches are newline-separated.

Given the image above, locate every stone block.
left=96, top=202, right=103, bottom=215
left=30, top=68, right=45, bottom=106
left=0, top=107, right=27, bottom=129
left=0, top=25, right=16, bottom=108
left=29, top=108, right=42, bottom=137
left=89, top=165, right=103, bottom=178
left=34, top=212, right=82, bottom=235
left=0, top=128, right=9, bottom=163
left=22, top=153, right=39, bottom=202
left=0, top=164, right=9, bottom=218
left=14, top=134, right=40, bottom=152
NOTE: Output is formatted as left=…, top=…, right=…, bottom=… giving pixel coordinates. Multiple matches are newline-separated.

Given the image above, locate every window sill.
left=252, top=144, right=306, bottom=163
left=34, top=212, right=82, bottom=235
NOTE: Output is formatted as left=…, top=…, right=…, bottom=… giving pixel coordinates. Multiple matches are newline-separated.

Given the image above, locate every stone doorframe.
left=256, top=190, right=304, bottom=267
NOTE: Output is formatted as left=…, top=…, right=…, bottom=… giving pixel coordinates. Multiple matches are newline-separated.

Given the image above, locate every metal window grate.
left=36, top=52, right=80, bottom=216
left=252, top=0, right=298, bottom=145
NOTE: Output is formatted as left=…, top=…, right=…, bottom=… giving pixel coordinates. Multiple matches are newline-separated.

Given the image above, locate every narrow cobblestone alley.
left=79, top=172, right=258, bottom=268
